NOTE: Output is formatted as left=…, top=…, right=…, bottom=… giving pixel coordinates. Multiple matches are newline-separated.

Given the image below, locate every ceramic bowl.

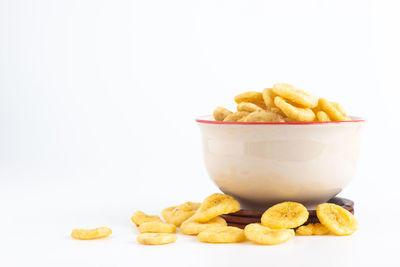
left=196, top=115, right=365, bottom=209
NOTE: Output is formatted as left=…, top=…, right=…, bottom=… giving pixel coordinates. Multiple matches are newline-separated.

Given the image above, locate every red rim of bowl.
left=196, top=116, right=365, bottom=125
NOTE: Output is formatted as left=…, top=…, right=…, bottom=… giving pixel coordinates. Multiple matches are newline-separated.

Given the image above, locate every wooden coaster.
left=220, top=197, right=354, bottom=229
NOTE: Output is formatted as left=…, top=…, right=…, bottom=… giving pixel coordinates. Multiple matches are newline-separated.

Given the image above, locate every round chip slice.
left=71, top=227, right=112, bottom=240
left=197, top=226, right=245, bottom=243
left=180, top=216, right=227, bottom=235
left=223, top=111, right=250, bottom=122
left=137, top=233, right=177, bottom=245
left=316, top=111, right=331, bottom=122
left=161, top=201, right=201, bottom=227
left=237, top=102, right=263, bottom=113
left=234, top=91, right=266, bottom=109
left=244, top=223, right=294, bottom=245
left=317, top=203, right=357, bottom=236
left=318, top=98, right=351, bottom=121
left=213, top=107, right=233, bottom=121
left=274, top=96, right=315, bottom=122
left=296, top=223, right=330, bottom=236
left=131, top=211, right=162, bottom=226
left=138, top=221, right=176, bottom=234
left=244, top=110, right=285, bottom=123
left=261, top=202, right=309, bottom=229
left=262, top=88, right=277, bottom=109
left=272, top=83, right=318, bottom=108
left=190, top=193, right=240, bottom=223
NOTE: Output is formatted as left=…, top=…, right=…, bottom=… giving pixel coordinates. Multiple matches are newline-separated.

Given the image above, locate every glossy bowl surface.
left=197, top=115, right=364, bottom=209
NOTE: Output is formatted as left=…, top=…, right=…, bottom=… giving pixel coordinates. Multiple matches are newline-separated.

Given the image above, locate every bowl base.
left=220, top=197, right=354, bottom=229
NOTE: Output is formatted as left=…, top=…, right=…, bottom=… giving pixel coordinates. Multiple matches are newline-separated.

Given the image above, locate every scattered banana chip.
left=138, top=221, right=176, bottom=234
left=296, top=223, right=330, bottom=236
left=190, top=193, right=240, bottom=223
left=261, top=201, right=309, bottom=229
left=223, top=111, right=250, bottom=122
left=131, top=211, right=162, bottom=226
left=244, top=223, right=294, bottom=245
left=71, top=227, right=112, bottom=240
left=213, top=107, right=232, bottom=121
left=237, top=102, right=263, bottom=113
left=197, top=226, right=245, bottom=243
left=274, top=96, right=315, bottom=122
left=234, top=91, right=266, bottom=109
left=244, top=110, right=285, bottom=123
left=316, top=111, right=331, bottom=122
left=180, top=216, right=227, bottom=235
left=161, top=201, right=201, bottom=227
left=317, top=203, right=357, bottom=236
left=137, top=233, right=177, bottom=245
left=318, top=98, right=351, bottom=121
left=273, top=83, right=318, bottom=108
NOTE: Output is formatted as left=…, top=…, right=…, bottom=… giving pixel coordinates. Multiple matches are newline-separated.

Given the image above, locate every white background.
left=1, top=0, right=400, bottom=266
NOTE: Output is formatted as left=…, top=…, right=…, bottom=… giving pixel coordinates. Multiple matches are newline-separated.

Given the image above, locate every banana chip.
left=138, top=221, right=176, bottom=234
left=223, top=111, right=250, bottom=122
left=261, top=202, right=309, bottom=229
left=262, top=88, right=277, bottom=110
left=180, top=216, right=227, bottom=235
left=71, top=227, right=112, bottom=240
left=244, top=223, right=294, bottom=245
left=131, top=211, right=162, bottom=226
left=317, top=203, right=357, bottom=236
left=272, top=83, right=318, bottom=108
left=190, top=193, right=240, bottom=223
left=197, top=226, right=245, bottom=243
left=234, top=91, right=266, bottom=109
left=161, top=201, right=201, bottom=227
left=318, top=98, right=351, bottom=121
left=316, top=111, right=331, bottom=122
left=296, top=223, right=330, bottom=236
left=237, top=102, right=263, bottom=113
left=213, top=107, right=233, bottom=121
left=274, top=96, right=315, bottom=122
left=137, top=233, right=177, bottom=245
left=244, top=110, right=285, bottom=123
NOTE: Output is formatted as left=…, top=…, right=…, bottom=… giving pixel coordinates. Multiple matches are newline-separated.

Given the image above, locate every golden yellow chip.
left=237, top=102, right=263, bottom=113
left=223, top=111, right=250, bottom=122
left=234, top=91, right=266, bottom=109
left=244, top=110, right=285, bottom=123
left=272, top=83, right=318, bottom=108
left=318, top=98, right=351, bottom=121
left=213, top=107, right=233, bottom=121
left=71, top=227, right=112, bottom=240
left=137, top=233, right=177, bottom=245
left=274, top=96, right=315, bottom=122
left=161, top=201, right=201, bottom=227
left=317, top=203, right=357, bottom=236
left=262, top=88, right=277, bottom=109
left=296, top=223, right=330, bottom=236
left=180, top=216, right=227, bottom=235
left=197, top=226, right=245, bottom=243
left=138, top=221, right=176, bottom=234
left=261, top=201, right=309, bottom=229
left=244, top=223, right=294, bottom=245
left=316, top=111, right=331, bottom=122
left=131, top=211, right=162, bottom=226
left=190, top=193, right=240, bottom=223
left=332, top=101, right=347, bottom=115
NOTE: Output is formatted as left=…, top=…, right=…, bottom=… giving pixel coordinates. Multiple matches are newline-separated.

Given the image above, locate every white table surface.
left=1, top=151, right=399, bottom=267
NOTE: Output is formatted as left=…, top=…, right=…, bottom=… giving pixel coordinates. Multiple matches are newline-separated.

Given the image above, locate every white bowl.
left=197, top=115, right=365, bottom=209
